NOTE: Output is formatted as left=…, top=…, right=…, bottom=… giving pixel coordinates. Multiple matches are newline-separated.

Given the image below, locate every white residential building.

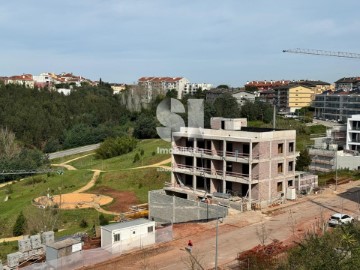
left=183, top=83, right=213, bottom=96
left=138, top=77, right=190, bottom=100
left=346, top=114, right=360, bottom=152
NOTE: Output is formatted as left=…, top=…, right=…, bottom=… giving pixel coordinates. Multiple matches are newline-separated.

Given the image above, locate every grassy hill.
left=0, top=139, right=171, bottom=261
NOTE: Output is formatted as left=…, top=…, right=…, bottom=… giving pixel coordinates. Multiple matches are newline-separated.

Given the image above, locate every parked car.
left=328, top=213, right=354, bottom=227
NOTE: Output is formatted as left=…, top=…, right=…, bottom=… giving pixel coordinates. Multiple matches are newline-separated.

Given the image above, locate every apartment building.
left=6, top=74, right=35, bottom=88
left=346, top=115, right=360, bottom=151
left=313, top=92, right=360, bottom=122
left=166, top=118, right=300, bottom=206
left=274, top=85, right=316, bottom=112
left=335, top=77, right=360, bottom=91
left=183, top=83, right=213, bottom=96
left=138, top=77, right=190, bottom=100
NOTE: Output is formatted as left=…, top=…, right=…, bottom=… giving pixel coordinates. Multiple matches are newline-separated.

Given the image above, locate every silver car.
left=328, top=213, right=354, bottom=227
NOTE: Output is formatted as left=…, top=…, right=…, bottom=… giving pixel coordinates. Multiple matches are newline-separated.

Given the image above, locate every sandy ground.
left=34, top=193, right=113, bottom=210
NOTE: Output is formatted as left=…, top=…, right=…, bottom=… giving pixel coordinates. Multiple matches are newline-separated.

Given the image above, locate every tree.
left=216, top=84, right=229, bottom=89
left=166, top=89, right=178, bottom=99
left=213, top=93, right=240, bottom=118
left=296, top=149, right=311, bottom=171
left=133, top=115, right=158, bottom=139
left=13, top=211, right=27, bottom=236
left=0, top=128, right=20, bottom=159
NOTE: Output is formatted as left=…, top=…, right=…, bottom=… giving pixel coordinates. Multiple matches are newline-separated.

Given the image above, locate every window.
left=288, top=161, right=294, bottom=171
left=148, top=226, right=154, bottom=233
left=278, top=143, right=283, bottom=154
left=289, top=142, right=294, bottom=152
left=114, top=233, right=120, bottom=242
left=277, top=182, right=283, bottom=192
left=288, top=180, right=293, bottom=187
left=278, top=163, right=283, bottom=173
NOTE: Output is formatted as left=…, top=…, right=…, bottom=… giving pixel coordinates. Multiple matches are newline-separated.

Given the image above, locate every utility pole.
left=215, top=214, right=223, bottom=270
left=335, top=152, right=338, bottom=191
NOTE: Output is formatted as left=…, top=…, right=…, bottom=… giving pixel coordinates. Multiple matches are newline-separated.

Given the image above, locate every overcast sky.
left=1, top=0, right=360, bottom=86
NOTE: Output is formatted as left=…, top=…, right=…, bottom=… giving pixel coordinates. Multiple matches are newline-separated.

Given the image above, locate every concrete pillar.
left=269, top=141, right=272, bottom=202
left=193, top=139, right=197, bottom=191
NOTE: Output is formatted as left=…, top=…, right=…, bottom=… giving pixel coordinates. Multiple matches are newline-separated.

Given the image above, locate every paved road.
left=48, top=144, right=100, bottom=160
left=145, top=183, right=360, bottom=269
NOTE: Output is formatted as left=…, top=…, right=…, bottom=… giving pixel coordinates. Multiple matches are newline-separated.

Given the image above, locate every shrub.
left=99, top=214, right=109, bottom=226
left=13, top=211, right=27, bottom=236
left=95, top=136, right=138, bottom=159
left=133, top=153, right=140, bottom=163
left=79, top=219, right=88, bottom=228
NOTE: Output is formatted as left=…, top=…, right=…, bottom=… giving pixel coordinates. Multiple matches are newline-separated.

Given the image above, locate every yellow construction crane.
left=283, top=48, right=360, bottom=59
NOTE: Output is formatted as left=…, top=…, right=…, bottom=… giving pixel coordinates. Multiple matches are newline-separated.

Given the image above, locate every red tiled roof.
left=138, top=76, right=184, bottom=82
left=8, top=74, right=33, bottom=81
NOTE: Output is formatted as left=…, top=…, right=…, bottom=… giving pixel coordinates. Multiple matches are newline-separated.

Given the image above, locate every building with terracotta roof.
left=245, top=80, right=290, bottom=91
left=138, top=76, right=190, bottom=100
left=274, top=84, right=319, bottom=112
left=6, top=74, right=35, bottom=88
left=335, top=77, right=360, bottom=91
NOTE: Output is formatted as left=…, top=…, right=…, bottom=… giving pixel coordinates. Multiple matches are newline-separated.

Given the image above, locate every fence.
left=21, top=224, right=172, bottom=270
left=149, top=190, right=228, bottom=223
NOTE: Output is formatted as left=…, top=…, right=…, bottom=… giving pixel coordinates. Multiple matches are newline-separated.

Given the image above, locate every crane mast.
left=283, top=48, right=360, bottom=59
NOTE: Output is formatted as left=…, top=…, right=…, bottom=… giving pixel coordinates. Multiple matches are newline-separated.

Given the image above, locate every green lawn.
left=69, top=139, right=171, bottom=170
left=0, top=139, right=171, bottom=261
left=90, top=168, right=170, bottom=204
left=0, top=170, right=92, bottom=237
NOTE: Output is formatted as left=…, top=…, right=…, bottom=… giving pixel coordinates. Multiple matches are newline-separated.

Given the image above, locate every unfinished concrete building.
left=165, top=118, right=299, bottom=207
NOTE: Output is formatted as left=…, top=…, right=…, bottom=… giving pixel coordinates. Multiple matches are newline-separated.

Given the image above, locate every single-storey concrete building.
left=101, top=218, right=155, bottom=254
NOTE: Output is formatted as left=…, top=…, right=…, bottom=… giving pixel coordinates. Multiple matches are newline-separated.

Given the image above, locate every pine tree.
left=13, top=211, right=27, bottom=236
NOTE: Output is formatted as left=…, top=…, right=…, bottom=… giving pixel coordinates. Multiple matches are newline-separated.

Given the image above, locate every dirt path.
left=46, top=155, right=171, bottom=216
left=128, top=157, right=171, bottom=170
left=73, top=170, right=102, bottom=193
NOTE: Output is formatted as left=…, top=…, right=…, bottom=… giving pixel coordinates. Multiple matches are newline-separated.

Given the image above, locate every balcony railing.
left=225, top=171, right=250, bottom=180
left=172, top=146, right=223, bottom=156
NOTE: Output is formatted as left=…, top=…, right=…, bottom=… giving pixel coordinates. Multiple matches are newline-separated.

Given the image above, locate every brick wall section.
left=257, top=161, right=269, bottom=180
left=256, top=141, right=271, bottom=159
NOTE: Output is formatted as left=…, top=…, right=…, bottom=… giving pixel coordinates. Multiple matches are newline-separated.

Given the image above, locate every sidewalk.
left=262, top=180, right=360, bottom=215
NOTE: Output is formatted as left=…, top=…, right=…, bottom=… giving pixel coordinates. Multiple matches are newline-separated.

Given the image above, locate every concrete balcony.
left=194, top=147, right=223, bottom=160
left=172, top=146, right=223, bottom=160
left=172, top=164, right=194, bottom=174
left=224, top=171, right=259, bottom=184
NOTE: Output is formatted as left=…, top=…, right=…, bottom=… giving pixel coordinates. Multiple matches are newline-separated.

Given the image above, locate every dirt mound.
left=92, top=186, right=139, bottom=212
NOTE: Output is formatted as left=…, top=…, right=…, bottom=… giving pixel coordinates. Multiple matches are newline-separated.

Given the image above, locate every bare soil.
left=91, top=186, right=139, bottom=212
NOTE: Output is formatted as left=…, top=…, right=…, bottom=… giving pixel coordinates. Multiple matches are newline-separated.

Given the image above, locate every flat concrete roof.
left=101, top=218, right=153, bottom=232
